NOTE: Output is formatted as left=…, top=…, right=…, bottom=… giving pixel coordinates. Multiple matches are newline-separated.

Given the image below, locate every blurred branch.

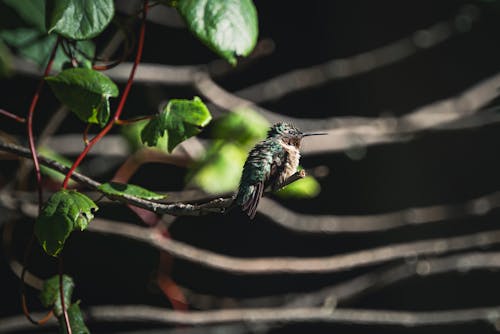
left=181, top=251, right=500, bottom=310
left=86, top=304, right=500, bottom=327
left=4, top=138, right=500, bottom=236
left=5, top=188, right=500, bottom=275
left=237, top=5, right=479, bottom=104
left=2, top=304, right=500, bottom=331
left=286, top=251, right=500, bottom=307
left=74, top=221, right=500, bottom=275
left=258, top=189, right=500, bottom=234
left=196, top=68, right=500, bottom=153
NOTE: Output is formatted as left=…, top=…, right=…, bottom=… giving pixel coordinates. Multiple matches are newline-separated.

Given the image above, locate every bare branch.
left=257, top=189, right=500, bottom=234
left=4, top=138, right=500, bottom=238
left=2, top=304, right=500, bottom=331
left=286, top=251, right=500, bottom=307
left=88, top=305, right=500, bottom=327
left=81, top=220, right=500, bottom=275
left=4, top=177, right=500, bottom=275
left=235, top=5, right=479, bottom=104
left=181, top=251, right=500, bottom=310
left=0, top=140, right=310, bottom=217
left=198, top=69, right=500, bottom=152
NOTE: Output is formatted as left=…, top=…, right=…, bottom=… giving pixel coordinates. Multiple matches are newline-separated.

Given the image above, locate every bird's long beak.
left=302, top=132, right=328, bottom=137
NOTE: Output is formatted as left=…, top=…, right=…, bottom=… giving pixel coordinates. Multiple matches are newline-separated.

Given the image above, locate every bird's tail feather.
left=241, top=182, right=264, bottom=219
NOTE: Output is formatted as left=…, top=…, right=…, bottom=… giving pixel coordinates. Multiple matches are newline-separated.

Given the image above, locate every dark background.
left=2, top=0, right=500, bottom=333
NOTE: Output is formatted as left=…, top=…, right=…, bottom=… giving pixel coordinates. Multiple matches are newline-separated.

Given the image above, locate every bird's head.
left=267, top=122, right=327, bottom=147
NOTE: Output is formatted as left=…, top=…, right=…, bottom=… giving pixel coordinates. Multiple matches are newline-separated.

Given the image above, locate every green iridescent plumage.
left=235, top=122, right=326, bottom=219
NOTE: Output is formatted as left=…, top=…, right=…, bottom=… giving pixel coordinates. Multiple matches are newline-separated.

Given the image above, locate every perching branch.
left=3, top=138, right=500, bottom=237
left=0, top=140, right=307, bottom=217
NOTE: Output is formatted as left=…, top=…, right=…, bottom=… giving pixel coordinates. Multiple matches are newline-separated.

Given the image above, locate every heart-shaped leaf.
left=47, top=0, right=114, bottom=40
left=35, top=190, right=98, bottom=257
left=176, top=0, right=258, bottom=65
left=39, top=275, right=74, bottom=317
left=141, top=97, right=211, bottom=152
left=46, top=68, right=118, bottom=127
left=98, top=182, right=167, bottom=200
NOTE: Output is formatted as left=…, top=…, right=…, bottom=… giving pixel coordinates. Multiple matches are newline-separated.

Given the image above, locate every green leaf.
left=98, top=182, right=167, bottom=200
left=0, top=29, right=95, bottom=71
left=177, top=0, right=258, bottom=65
left=35, top=190, right=98, bottom=257
left=189, top=141, right=247, bottom=193
left=47, top=0, right=114, bottom=40
left=276, top=174, right=321, bottom=198
left=40, top=275, right=74, bottom=317
left=121, top=119, right=169, bottom=152
left=46, top=68, right=118, bottom=127
left=59, top=302, right=90, bottom=334
left=2, top=0, right=46, bottom=31
left=212, top=108, right=269, bottom=147
left=141, top=97, right=212, bottom=152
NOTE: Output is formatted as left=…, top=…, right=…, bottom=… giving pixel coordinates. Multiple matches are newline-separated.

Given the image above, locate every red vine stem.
left=20, top=35, right=60, bottom=327
left=61, top=1, right=148, bottom=189
left=0, top=109, right=26, bottom=123
left=27, top=37, right=60, bottom=211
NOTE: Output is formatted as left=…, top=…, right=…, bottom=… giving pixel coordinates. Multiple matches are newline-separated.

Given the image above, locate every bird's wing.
left=237, top=139, right=287, bottom=218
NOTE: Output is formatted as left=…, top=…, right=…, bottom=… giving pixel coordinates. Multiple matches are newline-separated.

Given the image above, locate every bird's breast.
left=280, top=142, right=301, bottom=184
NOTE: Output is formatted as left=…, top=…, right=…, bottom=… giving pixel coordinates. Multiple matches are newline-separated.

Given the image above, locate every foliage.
left=176, top=0, right=259, bottom=65
left=0, top=0, right=327, bottom=331
left=190, top=109, right=322, bottom=197
left=35, top=190, right=98, bottom=257
left=40, top=275, right=74, bottom=316
left=141, top=97, right=212, bottom=152
left=46, top=68, right=118, bottom=127
left=40, top=275, right=90, bottom=333
left=46, top=0, right=115, bottom=40
left=98, top=182, right=167, bottom=200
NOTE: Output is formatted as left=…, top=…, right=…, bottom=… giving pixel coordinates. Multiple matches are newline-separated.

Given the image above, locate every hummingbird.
left=235, top=122, right=327, bottom=219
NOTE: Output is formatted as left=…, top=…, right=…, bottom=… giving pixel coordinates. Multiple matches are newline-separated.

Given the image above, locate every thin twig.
left=257, top=189, right=500, bottom=234
left=181, top=251, right=500, bottom=310
left=21, top=36, right=60, bottom=328
left=0, top=109, right=26, bottom=123
left=26, top=36, right=60, bottom=212
left=3, top=139, right=500, bottom=229
left=88, top=219, right=500, bottom=274
left=2, top=304, right=500, bottom=331
left=235, top=5, right=479, bottom=104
